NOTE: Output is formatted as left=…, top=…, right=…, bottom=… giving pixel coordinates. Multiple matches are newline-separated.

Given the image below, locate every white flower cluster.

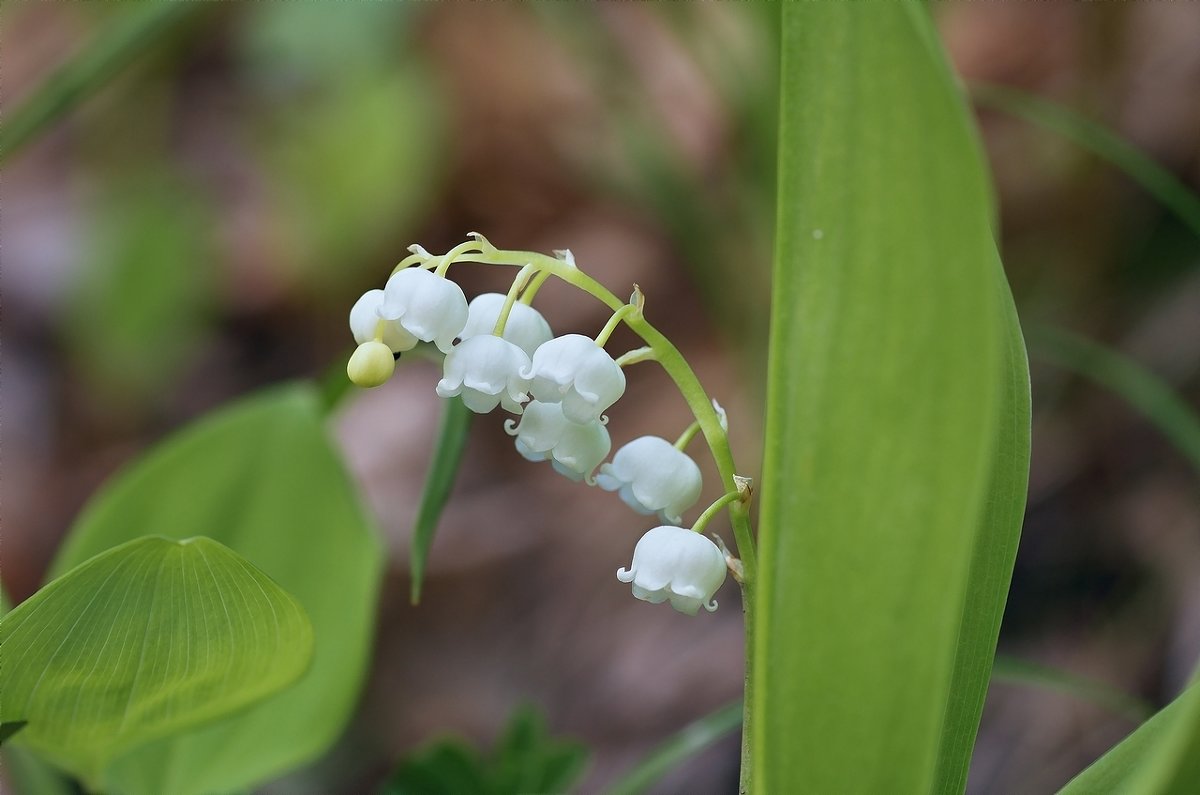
left=347, top=248, right=731, bottom=615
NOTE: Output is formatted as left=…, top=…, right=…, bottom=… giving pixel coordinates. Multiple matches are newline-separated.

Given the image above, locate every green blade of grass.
left=973, top=84, right=1200, bottom=241
left=410, top=398, right=472, bottom=604
left=606, top=702, right=743, bottom=795
left=1029, top=325, right=1200, bottom=475
left=0, top=3, right=204, bottom=162
left=1061, top=681, right=1200, bottom=794
left=992, top=655, right=1154, bottom=725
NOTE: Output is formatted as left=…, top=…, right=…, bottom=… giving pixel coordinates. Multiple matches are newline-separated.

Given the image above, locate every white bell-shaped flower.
left=436, top=335, right=531, bottom=414
left=459, top=293, right=553, bottom=358
left=350, top=289, right=419, bottom=353
left=378, top=268, right=468, bottom=353
left=521, top=334, right=626, bottom=424
left=505, top=400, right=611, bottom=483
left=596, top=437, right=702, bottom=524
left=616, top=525, right=727, bottom=615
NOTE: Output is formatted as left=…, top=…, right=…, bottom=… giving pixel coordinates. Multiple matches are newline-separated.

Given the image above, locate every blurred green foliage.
left=383, top=706, right=588, bottom=795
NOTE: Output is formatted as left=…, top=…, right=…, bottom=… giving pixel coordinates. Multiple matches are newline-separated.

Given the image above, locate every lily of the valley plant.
left=346, top=233, right=757, bottom=616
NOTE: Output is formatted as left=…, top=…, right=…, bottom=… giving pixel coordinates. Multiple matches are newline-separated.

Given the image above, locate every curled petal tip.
left=704, top=599, right=718, bottom=613
left=503, top=418, right=519, bottom=435
left=616, top=566, right=634, bottom=582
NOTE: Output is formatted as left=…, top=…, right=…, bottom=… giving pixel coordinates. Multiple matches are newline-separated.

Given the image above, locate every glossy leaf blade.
left=755, top=5, right=1030, bottom=794
left=1, top=536, right=313, bottom=784
left=50, top=385, right=384, bottom=795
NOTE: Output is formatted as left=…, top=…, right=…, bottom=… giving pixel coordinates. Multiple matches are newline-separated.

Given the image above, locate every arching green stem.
left=615, top=346, right=657, bottom=367
left=520, top=269, right=554, bottom=305
left=461, top=248, right=756, bottom=572
left=595, top=304, right=638, bottom=348
left=493, top=263, right=538, bottom=337
left=691, top=491, right=741, bottom=534
left=433, top=239, right=483, bottom=278
left=674, top=420, right=702, bottom=451
left=447, top=243, right=758, bottom=788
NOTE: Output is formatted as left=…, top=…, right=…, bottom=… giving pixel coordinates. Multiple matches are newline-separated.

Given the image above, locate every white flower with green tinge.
left=505, top=400, right=611, bottom=483
left=597, top=437, right=702, bottom=524
left=349, top=289, right=418, bottom=353
left=521, top=334, right=626, bottom=425
left=616, top=525, right=727, bottom=615
left=378, top=268, right=468, bottom=353
left=436, top=335, right=531, bottom=414
left=459, top=293, right=553, bottom=358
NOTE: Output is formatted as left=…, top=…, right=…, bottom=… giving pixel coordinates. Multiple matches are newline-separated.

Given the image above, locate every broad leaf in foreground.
left=51, top=385, right=384, bottom=795
left=754, top=5, right=1030, bottom=793
left=1, top=536, right=312, bottom=786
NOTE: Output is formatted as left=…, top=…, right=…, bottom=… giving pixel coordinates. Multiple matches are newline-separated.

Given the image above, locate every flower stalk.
left=381, top=236, right=759, bottom=790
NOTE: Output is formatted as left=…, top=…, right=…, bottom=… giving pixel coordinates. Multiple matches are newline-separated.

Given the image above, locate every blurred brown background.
left=2, top=3, right=1199, bottom=793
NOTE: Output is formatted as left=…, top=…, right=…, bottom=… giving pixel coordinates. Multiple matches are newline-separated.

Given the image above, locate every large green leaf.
left=50, top=385, right=384, bottom=795
left=754, top=5, right=1030, bottom=794
left=1, top=536, right=312, bottom=786
left=1061, top=682, right=1200, bottom=794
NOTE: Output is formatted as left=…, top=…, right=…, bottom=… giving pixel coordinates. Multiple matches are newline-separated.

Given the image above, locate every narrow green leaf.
left=1, top=536, right=312, bottom=784
left=49, top=385, right=384, bottom=795
left=0, top=3, right=204, bottom=162
left=1029, top=326, right=1200, bottom=475
left=607, top=701, right=743, bottom=795
left=755, top=5, right=1030, bottom=794
left=973, top=84, right=1200, bottom=241
left=1061, top=681, right=1200, bottom=794
left=410, top=397, right=472, bottom=604
left=991, top=655, right=1153, bottom=724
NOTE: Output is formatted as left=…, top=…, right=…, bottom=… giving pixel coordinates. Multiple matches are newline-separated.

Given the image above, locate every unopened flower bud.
left=347, top=341, right=396, bottom=388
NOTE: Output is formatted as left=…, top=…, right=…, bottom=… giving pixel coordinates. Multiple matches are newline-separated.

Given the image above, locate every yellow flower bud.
left=347, top=341, right=396, bottom=388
